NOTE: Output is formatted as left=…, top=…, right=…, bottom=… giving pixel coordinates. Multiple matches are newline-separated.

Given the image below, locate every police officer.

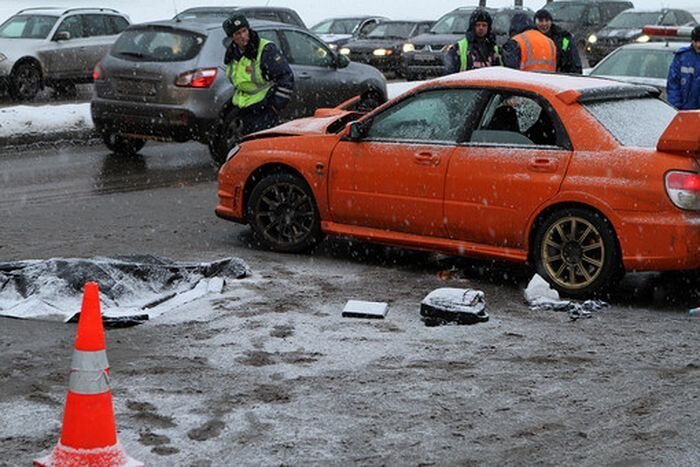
left=222, top=15, right=294, bottom=135
left=503, top=12, right=556, bottom=72
left=444, top=8, right=502, bottom=74
left=534, top=9, right=582, bottom=74
left=667, top=25, right=700, bottom=110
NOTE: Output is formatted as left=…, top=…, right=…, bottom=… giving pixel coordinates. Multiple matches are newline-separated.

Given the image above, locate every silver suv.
left=0, top=7, right=130, bottom=100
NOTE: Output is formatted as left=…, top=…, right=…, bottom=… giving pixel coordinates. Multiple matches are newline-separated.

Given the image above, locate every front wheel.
left=246, top=173, right=322, bottom=253
left=9, top=62, right=42, bottom=101
left=533, top=208, right=622, bottom=298
left=101, top=131, right=146, bottom=156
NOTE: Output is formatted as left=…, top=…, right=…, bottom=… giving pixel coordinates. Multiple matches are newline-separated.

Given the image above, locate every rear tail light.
left=175, top=68, right=218, bottom=88
left=92, top=62, right=104, bottom=81
left=665, top=171, right=700, bottom=210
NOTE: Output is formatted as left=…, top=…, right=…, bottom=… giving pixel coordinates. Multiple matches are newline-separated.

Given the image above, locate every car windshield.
left=591, top=48, right=675, bottom=79
left=492, top=12, right=516, bottom=33
left=0, top=15, right=58, bottom=39
left=584, top=97, right=676, bottom=147
left=366, top=22, right=414, bottom=38
left=607, top=12, right=663, bottom=28
left=430, top=12, right=473, bottom=34
left=312, top=18, right=361, bottom=34
left=112, top=28, right=206, bottom=62
left=544, top=3, right=587, bottom=23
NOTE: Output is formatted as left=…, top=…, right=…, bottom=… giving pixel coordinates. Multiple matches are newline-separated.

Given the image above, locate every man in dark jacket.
left=667, top=25, right=700, bottom=110
left=534, top=9, right=582, bottom=74
left=502, top=12, right=556, bottom=72
left=444, top=9, right=502, bottom=74
left=222, top=15, right=294, bottom=135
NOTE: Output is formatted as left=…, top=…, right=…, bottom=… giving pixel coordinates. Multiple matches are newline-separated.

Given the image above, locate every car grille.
left=114, top=78, right=158, bottom=97
left=600, top=37, right=626, bottom=46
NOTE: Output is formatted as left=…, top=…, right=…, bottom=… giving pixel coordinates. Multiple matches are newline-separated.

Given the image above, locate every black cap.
left=692, top=25, right=700, bottom=41
left=223, top=15, right=249, bottom=36
left=534, top=9, right=553, bottom=21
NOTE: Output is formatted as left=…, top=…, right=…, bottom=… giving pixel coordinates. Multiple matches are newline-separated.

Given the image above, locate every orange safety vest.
left=513, top=30, right=556, bottom=72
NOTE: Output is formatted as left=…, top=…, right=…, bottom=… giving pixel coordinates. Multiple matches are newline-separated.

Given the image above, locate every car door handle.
left=528, top=157, right=558, bottom=172
left=298, top=72, right=311, bottom=80
left=414, top=152, right=440, bottom=166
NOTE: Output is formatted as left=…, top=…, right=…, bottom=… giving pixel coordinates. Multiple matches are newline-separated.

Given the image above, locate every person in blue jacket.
left=667, top=25, right=700, bottom=110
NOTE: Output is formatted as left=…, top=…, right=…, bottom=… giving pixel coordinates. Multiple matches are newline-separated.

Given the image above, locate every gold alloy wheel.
left=540, top=215, right=605, bottom=291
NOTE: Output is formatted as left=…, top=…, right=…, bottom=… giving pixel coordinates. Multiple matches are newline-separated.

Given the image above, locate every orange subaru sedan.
left=216, top=67, right=700, bottom=297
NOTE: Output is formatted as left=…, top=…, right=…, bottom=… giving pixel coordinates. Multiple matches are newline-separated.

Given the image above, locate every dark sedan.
left=91, top=19, right=386, bottom=164
left=338, top=20, right=433, bottom=77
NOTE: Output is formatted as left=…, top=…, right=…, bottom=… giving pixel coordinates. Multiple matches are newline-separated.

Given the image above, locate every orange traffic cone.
left=34, top=282, right=142, bottom=467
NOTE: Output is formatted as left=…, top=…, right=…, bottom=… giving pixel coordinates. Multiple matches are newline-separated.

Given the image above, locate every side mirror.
left=54, top=31, right=71, bottom=41
left=336, top=53, right=350, bottom=69
left=347, top=121, right=364, bottom=140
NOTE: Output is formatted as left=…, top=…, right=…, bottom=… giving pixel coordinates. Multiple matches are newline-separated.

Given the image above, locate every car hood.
left=244, top=110, right=357, bottom=140
left=317, top=33, right=352, bottom=43
left=343, top=38, right=404, bottom=51
left=409, top=33, right=461, bottom=46
left=597, top=28, right=643, bottom=39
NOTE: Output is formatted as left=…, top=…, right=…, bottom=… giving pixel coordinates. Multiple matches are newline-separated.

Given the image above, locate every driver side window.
left=56, top=15, right=83, bottom=39
left=282, top=30, right=334, bottom=68
left=365, top=89, right=481, bottom=143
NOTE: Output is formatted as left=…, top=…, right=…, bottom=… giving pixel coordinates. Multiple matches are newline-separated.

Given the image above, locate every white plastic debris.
left=342, top=300, right=388, bottom=319
left=420, top=288, right=488, bottom=326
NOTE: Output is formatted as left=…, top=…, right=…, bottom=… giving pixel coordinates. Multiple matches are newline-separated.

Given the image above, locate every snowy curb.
left=0, top=129, right=99, bottom=149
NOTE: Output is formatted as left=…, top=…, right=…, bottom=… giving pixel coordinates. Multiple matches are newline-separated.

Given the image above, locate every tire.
left=9, top=62, right=42, bottom=101
left=101, top=131, right=146, bottom=156
left=533, top=208, right=622, bottom=298
left=208, top=109, right=244, bottom=166
left=246, top=173, right=322, bottom=253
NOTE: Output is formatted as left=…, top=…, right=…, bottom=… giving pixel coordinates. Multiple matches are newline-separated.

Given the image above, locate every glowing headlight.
left=339, top=47, right=350, bottom=55
left=587, top=34, right=597, bottom=44
left=635, top=34, right=650, bottom=43
left=328, top=43, right=338, bottom=50
left=402, top=43, right=415, bottom=53
left=0, top=53, right=6, bottom=62
left=372, top=48, right=392, bottom=56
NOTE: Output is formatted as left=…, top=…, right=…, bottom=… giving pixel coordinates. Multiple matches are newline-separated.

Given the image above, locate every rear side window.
left=107, top=16, right=129, bottom=35
left=83, top=14, right=108, bottom=37
left=583, top=98, right=676, bottom=147
left=112, top=28, right=206, bottom=62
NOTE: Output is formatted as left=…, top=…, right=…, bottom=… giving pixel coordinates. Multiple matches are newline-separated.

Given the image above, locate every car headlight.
left=0, top=53, right=7, bottom=62
left=339, top=47, right=350, bottom=55
left=225, top=144, right=241, bottom=163
left=635, top=34, right=650, bottom=43
left=402, top=43, right=415, bottom=53
left=587, top=34, right=597, bottom=44
left=328, top=43, right=338, bottom=51
left=372, top=48, right=392, bottom=56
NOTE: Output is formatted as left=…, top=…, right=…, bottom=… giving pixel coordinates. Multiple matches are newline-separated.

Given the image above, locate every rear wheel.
left=101, top=131, right=146, bottom=156
left=208, top=110, right=244, bottom=166
left=9, top=62, right=42, bottom=101
left=533, top=208, right=622, bottom=298
left=246, top=173, right=322, bottom=253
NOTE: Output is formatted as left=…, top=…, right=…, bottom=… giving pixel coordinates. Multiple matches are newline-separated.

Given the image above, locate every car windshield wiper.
left=117, top=51, right=146, bottom=59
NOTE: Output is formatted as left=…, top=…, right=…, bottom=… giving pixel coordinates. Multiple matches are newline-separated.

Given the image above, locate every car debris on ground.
left=420, top=287, right=489, bottom=326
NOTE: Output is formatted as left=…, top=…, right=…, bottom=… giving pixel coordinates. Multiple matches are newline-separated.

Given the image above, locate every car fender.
left=525, top=190, right=623, bottom=252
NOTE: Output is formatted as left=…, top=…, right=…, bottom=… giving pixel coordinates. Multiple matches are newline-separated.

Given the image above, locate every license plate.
left=116, top=79, right=156, bottom=96
left=414, top=53, right=435, bottom=62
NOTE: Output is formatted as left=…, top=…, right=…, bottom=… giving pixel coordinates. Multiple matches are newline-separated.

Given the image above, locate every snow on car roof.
left=429, top=67, right=659, bottom=102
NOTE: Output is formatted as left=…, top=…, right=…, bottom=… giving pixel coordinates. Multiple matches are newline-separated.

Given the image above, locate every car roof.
left=15, top=6, right=124, bottom=16
left=426, top=67, right=659, bottom=103
left=134, top=18, right=300, bottom=34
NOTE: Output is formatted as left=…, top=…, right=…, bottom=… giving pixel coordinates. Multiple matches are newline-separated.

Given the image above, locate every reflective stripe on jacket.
left=456, top=37, right=502, bottom=71
left=513, top=30, right=556, bottom=72
left=227, top=38, right=272, bottom=108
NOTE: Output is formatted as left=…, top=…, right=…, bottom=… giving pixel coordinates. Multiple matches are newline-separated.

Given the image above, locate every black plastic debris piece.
left=66, top=312, right=149, bottom=329
left=420, top=288, right=489, bottom=326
